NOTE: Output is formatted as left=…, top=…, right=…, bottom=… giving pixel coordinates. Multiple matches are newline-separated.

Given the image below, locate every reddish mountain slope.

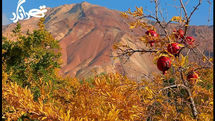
left=2, top=2, right=213, bottom=80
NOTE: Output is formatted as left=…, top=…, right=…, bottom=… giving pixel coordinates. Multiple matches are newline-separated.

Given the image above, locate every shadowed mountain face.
left=2, top=2, right=213, bottom=80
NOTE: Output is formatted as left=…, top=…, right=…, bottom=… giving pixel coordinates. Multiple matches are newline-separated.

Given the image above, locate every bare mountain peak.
left=80, top=1, right=91, bottom=5
left=70, top=1, right=97, bottom=11
left=67, top=3, right=83, bottom=13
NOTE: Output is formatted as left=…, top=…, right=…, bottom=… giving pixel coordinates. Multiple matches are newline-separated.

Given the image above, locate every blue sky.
left=2, top=0, right=213, bottom=25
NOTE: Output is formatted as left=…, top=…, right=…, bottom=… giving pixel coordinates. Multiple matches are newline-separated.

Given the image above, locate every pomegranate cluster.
left=145, top=30, right=158, bottom=47
left=174, top=29, right=195, bottom=46
left=153, top=29, right=196, bottom=75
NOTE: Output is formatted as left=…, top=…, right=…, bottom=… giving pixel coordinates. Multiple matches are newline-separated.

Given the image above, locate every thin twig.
left=186, top=48, right=191, bottom=56
left=207, top=0, right=212, bottom=25
left=188, top=0, right=202, bottom=19
left=154, top=0, right=159, bottom=19
left=185, top=0, right=190, bottom=6
left=179, top=0, right=189, bottom=35
left=115, top=48, right=157, bottom=57
left=180, top=0, right=202, bottom=36
left=154, top=0, right=169, bottom=41
left=194, top=66, right=211, bottom=71
left=195, top=47, right=213, bottom=66
left=178, top=67, right=188, bottom=87
left=111, top=47, right=157, bottom=63
left=179, top=0, right=188, bottom=20
left=139, top=15, right=156, bottom=20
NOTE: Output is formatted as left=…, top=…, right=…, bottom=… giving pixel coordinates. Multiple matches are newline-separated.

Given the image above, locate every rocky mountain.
left=2, top=2, right=213, bottom=80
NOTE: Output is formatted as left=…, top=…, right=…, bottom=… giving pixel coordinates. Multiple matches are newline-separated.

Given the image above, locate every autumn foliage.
left=2, top=68, right=213, bottom=120
left=2, top=0, right=213, bottom=121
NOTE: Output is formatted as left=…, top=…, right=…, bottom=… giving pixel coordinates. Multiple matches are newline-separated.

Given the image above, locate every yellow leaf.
left=185, top=24, right=189, bottom=27
left=202, top=57, right=207, bottom=62
left=2, top=49, right=6, bottom=54
left=120, top=12, right=128, bottom=18
left=113, top=57, right=118, bottom=60
left=130, top=25, right=136, bottom=29
left=41, top=117, right=47, bottom=120
left=129, top=21, right=140, bottom=29
left=112, top=44, right=119, bottom=50
left=139, top=36, right=146, bottom=42
left=127, top=8, right=132, bottom=15
left=132, top=105, right=138, bottom=108
left=182, top=20, right=186, bottom=23
left=159, top=53, right=169, bottom=58
left=156, top=50, right=162, bottom=55
left=178, top=44, right=184, bottom=47
left=135, top=6, right=143, bottom=16
left=180, top=54, right=186, bottom=66
left=171, top=16, right=182, bottom=22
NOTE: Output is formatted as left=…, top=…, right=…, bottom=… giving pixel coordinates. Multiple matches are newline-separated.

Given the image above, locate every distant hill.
left=2, top=2, right=213, bottom=80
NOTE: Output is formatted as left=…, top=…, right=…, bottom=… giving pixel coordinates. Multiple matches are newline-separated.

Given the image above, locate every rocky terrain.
left=2, top=2, right=213, bottom=80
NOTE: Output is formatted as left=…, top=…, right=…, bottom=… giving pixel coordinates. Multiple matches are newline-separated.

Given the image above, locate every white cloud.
left=2, top=13, right=11, bottom=25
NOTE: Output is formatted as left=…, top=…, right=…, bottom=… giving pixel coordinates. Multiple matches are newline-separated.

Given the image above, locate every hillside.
left=2, top=2, right=213, bottom=80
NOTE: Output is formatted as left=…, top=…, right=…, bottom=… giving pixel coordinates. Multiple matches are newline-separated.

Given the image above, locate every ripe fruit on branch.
left=146, top=30, right=158, bottom=37
left=149, top=40, right=155, bottom=47
left=177, top=29, right=184, bottom=38
left=146, top=30, right=158, bottom=47
left=185, top=36, right=195, bottom=45
left=167, top=43, right=181, bottom=55
left=157, top=56, right=171, bottom=74
left=174, top=29, right=184, bottom=39
left=187, top=71, right=198, bottom=86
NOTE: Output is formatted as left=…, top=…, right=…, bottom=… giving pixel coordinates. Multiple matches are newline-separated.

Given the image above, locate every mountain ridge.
left=2, top=2, right=213, bottom=80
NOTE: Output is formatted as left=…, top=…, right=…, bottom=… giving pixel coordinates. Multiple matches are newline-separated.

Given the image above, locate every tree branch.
left=115, top=48, right=157, bottom=57
left=188, top=0, right=202, bottom=19
left=180, top=0, right=202, bottom=36
left=179, top=0, right=189, bottom=35
left=194, top=66, right=211, bottom=71
left=179, top=0, right=188, bottom=20
left=160, top=84, right=198, bottom=119
left=191, top=48, right=213, bottom=66
left=178, top=67, right=188, bottom=87
left=112, top=47, right=158, bottom=64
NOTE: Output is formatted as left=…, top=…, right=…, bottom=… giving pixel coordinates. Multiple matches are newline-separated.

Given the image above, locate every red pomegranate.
left=157, top=56, right=171, bottom=74
left=146, top=30, right=158, bottom=37
left=167, top=43, right=181, bottom=55
left=187, top=71, right=198, bottom=85
left=177, top=29, right=184, bottom=39
left=149, top=40, right=155, bottom=47
left=185, top=36, right=195, bottom=45
left=146, top=30, right=158, bottom=47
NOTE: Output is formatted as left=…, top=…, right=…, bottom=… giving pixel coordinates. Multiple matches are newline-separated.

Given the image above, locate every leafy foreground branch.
left=160, top=84, right=197, bottom=119
left=115, top=0, right=213, bottom=120
left=2, top=72, right=213, bottom=121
